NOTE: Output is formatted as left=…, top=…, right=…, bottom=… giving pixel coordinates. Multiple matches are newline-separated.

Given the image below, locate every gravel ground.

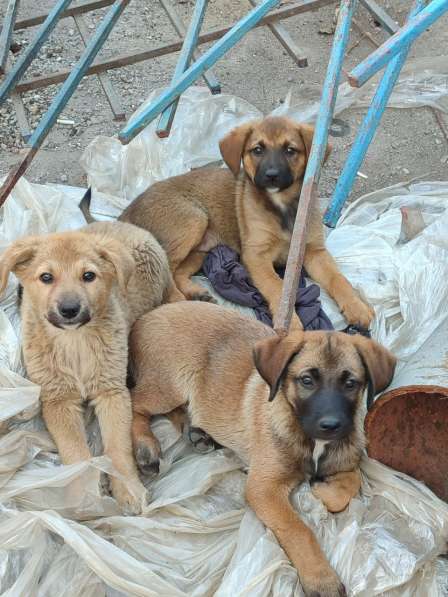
left=0, top=0, right=447, bottom=200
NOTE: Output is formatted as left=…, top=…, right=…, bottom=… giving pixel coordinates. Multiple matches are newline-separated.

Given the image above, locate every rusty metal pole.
left=274, top=0, right=356, bottom=335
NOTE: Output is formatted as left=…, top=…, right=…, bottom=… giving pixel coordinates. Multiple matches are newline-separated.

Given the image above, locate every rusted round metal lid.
left=365, top=385, right=448, bottom=502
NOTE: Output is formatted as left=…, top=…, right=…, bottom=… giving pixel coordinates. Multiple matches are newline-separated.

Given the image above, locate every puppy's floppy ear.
left=0, top=236, right=40, bottom=294
left=298, top=123, right=332, bottom=163
left=219, top=122, right=254, bottom=177
left=96, top=237, right=135, bottom=292
left=352, top=335, right=396, bottom=410
left=253, top=334, right=304, bottom=401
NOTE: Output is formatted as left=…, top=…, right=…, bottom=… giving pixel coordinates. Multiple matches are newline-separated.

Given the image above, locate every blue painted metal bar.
left=299, top=1, right=356, bottom=189
left=0, top=0, right=73, bottom=105
left=349, top=0, right=448, bottom=88
left=0, top=0, right=21, bottom=75
left=158, top=0, right=221, bottom=96
left=156, top=0, right=208, bottom=138
left=0, top=0, right=130, bottom=208
left=119, top=0, right=281, bottom=144
left=274, top=0, right=356, bottom=334
left=324, top=0, right=425, bottom=228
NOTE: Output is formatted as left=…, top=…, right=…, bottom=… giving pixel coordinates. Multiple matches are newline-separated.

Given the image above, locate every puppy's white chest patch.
left=268, top=190, right=285, bottom=212
left=312, top=440, right=329, bottom=471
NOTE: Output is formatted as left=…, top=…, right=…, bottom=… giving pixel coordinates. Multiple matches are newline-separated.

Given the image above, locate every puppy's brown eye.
left=345, top=379, right=357, bottom=390
left=83, top=271, right=96, bottom=282
left=251, top=145, right=264, bottom=156
left=39, top=273, right=53, bottom=284
left=285, top=146, right=297, bottom=156
left=299, top=375, right=314, bottom=388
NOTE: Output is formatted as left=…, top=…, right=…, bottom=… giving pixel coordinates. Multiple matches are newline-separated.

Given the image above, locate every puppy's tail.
left=79, top=187, right=97, bottom=223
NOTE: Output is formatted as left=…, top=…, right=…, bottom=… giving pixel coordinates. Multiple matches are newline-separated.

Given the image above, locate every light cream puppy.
left=0, top=221, right=180, bottom=513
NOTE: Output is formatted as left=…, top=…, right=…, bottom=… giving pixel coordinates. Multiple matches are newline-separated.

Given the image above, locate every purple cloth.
left=202, top=245, right=333, bottom=331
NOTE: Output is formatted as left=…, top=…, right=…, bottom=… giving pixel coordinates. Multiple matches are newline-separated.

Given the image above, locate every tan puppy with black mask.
left=115, top=116, right=374, bottom=331
left=129, top=301, right=396, bottom=596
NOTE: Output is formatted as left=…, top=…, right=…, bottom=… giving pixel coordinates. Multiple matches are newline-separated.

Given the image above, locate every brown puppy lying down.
left=118, top=116, right=374, bottom=331
left=130, top=302, right=396, bottom=595
left=0, top=221, right=180, bottom=514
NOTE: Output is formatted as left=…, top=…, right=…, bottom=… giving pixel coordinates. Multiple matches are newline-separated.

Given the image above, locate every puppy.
left=83, top=221, right=184, bottom=312
left=117, top=116, right=374, bottom=331
left=129, top=302, right=395, bottom=595
left=0, top=221, right=180, bottom=514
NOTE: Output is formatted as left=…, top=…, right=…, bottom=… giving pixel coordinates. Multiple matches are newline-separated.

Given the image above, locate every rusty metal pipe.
left=365, top=317, right=448, bottom=501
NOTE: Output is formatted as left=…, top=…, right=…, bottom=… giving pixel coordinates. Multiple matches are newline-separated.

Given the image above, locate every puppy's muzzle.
left=317, top=416, right=342, bottom=433
left=47, top=297, right=91, bottom=329
left=254, top=150, right=294, bottom=191
left=264, top=168, right=280, bottom=186
left=59, top=298, right=81, bottom=320
left=299, top=391, right=354, bottom=441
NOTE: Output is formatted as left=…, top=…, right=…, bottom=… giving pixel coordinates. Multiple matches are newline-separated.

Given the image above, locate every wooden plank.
left=73, top=13, right=125, bottom=120
left=432, top=107, right=448, bottom=144
left=0, top=0, right=20, bottom=75
left=359, top=0, right=399, bottom=34
left=14, top=0, right=115, bottom=30
left=3, top=55, right=32, bottom=140
left=15, top=0, right=336, bottom=94
left=11, top=90, right=31, bottom=141
left=274, top=0, right=356, bottom=334
left=248, top=0, right=307, bottom=67
left=352, top=16, right=381, bottom=48
left=159, top=0, right=221, bottom=94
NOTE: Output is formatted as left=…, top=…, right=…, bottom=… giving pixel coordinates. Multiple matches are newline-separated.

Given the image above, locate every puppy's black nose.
left=265, top=168, right=279, bottom=182
left=318, top=417, right=342, bottom=432
left=58, top=300, right=81, bottom=320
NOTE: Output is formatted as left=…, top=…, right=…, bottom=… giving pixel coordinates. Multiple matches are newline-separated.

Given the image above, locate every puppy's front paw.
left=135, top=440, right=161, bottom=477
left=341, top=295, right=374, bottom=330
left=311, top=470, right=361, bottom=513
left=311, top=481, right=351, bottom=513
left=301, top=568, right=346, bottom=597
left=111, top=478, right=148, bottom=516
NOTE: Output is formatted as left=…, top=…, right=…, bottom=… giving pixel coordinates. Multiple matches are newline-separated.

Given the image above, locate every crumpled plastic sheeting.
left=273, top=55, right=448, bottom=123
left=324, top=180, right=448, bottom=362
left=2, top=121, right=448, bottom=596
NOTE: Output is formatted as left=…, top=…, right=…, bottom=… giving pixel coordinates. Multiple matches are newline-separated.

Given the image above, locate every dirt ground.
left=0, top=0, right=447, bottom=201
